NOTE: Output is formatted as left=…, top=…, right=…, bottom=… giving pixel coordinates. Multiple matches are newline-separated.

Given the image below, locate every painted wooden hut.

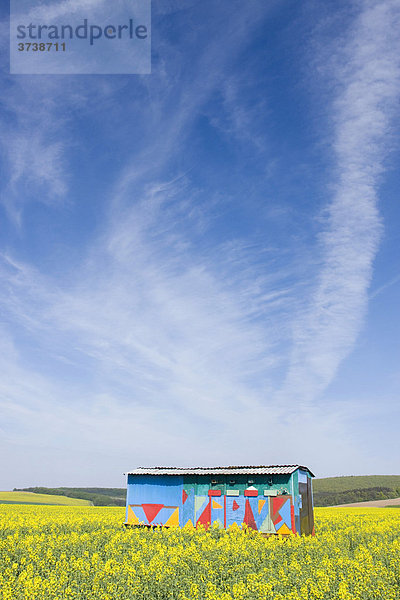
left=125, top=465, right=315, bottom=535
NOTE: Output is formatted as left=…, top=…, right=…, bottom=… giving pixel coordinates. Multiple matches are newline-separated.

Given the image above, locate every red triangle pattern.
left=196, top=500, right=211, bottom=529
left=272, top=497, right=289, bottom=526
left=272, top=496, right=286, bottom=516
left=232, top=500, right=240, bottom=511
left=243, top=499, right=257, bottom=530
left=182, top=490, right=188, bottom=505
left=142, top=504, right=164, bottom=523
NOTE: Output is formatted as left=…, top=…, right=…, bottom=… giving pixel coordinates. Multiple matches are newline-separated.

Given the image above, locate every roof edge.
left=126, top=465, right=315, bottom=477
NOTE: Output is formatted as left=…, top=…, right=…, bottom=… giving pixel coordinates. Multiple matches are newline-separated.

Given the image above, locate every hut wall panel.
left=181, top=486, right=195, bottom=527
left=127, top=474, right=183, bottom=505
left=126, top=474, right=183, bottom=526
left=225, top=495, right=245, bottom=529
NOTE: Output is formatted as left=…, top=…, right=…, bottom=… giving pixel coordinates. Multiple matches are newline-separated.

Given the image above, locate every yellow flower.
left=0, top=504, right=399, bottom=600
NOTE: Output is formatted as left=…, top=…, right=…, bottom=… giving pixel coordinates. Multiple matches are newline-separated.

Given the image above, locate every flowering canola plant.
left=0, top=505, right=399, bottom=599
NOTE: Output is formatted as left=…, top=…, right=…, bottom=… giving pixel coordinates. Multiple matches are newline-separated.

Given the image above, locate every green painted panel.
left=182, top=473, right=293, bottom=498
left=292, top=469, right=299, bottom=493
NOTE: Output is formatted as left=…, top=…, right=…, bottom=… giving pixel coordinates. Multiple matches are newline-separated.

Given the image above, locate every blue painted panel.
left=195, top=495, right=209, bottom=522
left=211, top=495, right=224, bottom=527
left=275, top=497, right=292, bottom=530
left=295, top=514, right=301, bottom=534
left=127, top=475, right=183, bottom=506
left=293, top=494, right=301, bottom=534
left=154, top=506, right=178, bottom=526
left=129, top=505, right=147, bottom=523
left=181, top=488, right=195, bottom=527
left=298, top=470, right=308, bottom=484
left=252, top=497, right=270, bottom=530
left=226, top=495, right=245, bottom=528
left=293, top=494, right=301, bottom=515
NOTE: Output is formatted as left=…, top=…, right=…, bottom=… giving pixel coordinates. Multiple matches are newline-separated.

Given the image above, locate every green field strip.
left=0, top=492, right=91, bottom=506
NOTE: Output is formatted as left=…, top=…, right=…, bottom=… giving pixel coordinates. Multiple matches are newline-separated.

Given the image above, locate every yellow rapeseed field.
left=0, top=505, right=399, bottom=600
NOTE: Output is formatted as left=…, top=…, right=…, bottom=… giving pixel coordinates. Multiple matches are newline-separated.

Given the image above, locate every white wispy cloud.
left=110, top=1, right=279, bottom=207
left=12, top=0, right=108, bottom=21
left=207, top=74, right=269, bottom=152
left=1, top=4, right=122, bottom=221
left=0, top=77, right=70, bottom=223
left=1, top=1, right=399, bottom=488
left=282, top=0, right=400, bottom=403
left=0, top=153, right=304, bottom=489
left=0, top=178, right=289, bottom=405
left=1, top=4, right=292, bottom=477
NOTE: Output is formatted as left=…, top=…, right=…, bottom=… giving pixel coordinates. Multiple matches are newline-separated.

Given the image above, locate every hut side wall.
left=298, top=469, right=314, bottom=535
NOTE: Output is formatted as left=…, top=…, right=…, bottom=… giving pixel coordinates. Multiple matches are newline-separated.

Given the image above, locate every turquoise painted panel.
left=196, top=483, right=210, bottom=495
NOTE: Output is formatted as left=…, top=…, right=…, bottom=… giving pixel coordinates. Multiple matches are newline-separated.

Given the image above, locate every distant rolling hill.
left=10, top=478, right=400, bottom=508
left=0, top=491, right=92, bottom=506
left=313, top=475, right=400, bottom=507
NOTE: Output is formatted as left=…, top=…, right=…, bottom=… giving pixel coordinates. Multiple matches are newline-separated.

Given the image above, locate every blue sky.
left=0, top=0, right=399, bottom=489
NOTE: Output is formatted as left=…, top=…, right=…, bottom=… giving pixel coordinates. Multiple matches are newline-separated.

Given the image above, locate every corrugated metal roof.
left=126, top=465, right=315, bottom=477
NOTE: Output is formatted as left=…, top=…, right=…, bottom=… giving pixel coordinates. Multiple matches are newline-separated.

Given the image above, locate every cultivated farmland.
left=0, top=491, right=91, bottom=506
left=313, top=475, right=400, bottom=507
left=0, top=505, right=399, bottom=599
